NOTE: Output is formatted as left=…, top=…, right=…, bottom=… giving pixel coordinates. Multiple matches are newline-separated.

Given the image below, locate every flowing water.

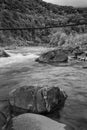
left=0, top=47, right=87, bottom=130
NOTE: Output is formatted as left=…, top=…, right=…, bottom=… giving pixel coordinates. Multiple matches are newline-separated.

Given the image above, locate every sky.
left=43, top=0, right=87, bottom=7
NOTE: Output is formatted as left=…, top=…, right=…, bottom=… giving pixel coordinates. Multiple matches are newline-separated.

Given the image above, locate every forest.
left=0, top=0, right=87, bottom=48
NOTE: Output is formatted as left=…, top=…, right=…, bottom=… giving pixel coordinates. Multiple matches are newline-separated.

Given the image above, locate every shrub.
left=50, top=31, right=67, bottom=46
left=50, top=29, right=87, bottom=50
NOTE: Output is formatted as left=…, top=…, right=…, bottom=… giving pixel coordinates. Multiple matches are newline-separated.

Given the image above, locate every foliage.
left=0, top=0, right=87, bottom=46
left=50, top=29, right=87, bottom=50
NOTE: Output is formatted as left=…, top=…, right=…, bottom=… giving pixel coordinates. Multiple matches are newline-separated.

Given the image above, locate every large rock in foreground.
left=9, top=86, right=67, bottom=115
left=0, top=100, right=10, bottom=129
left=35, top=49, right=68, bottom=64
left=0, top=49, right=10, bottom=57
left=7, top=113, right=66, bottom=130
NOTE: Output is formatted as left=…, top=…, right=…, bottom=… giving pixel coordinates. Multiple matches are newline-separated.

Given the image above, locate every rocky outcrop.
left=35, top=49, right=68, bottom=64
left=0, top=50, right=10, bottom=57
left=9, top=85, right=67, bottom=115
left=6, top=113, right=67, bottom=130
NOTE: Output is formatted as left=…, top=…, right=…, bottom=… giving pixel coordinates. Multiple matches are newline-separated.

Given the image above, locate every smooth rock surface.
left=9, top=86, right=67, bottom=115
left=7, top=113, right=67, bottom=130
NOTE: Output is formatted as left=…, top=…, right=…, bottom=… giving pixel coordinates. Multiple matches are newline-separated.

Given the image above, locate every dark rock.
left=63, top=46, right=83, bottom=54
left=0, top=100, right=10, bottom=129
left=35, top=49, right=68, bottom=64
left=63, top=46, right=84, bottom=60
left=82, top=66, right=87, bottom=69
left=0, top=112, right=7, bottom=129
left=9, top=86, right=67, bottom=115
left=63, top=46, right=74, bottom=54
left=72, top=47, right=84, bottom=58
left=6, top=113, right=66, bottom=130
left=0, top=49, right=10, bottom=57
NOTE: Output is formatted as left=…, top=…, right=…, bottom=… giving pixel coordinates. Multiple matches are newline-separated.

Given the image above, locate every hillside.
left=0, top=0, right=87, bottom=47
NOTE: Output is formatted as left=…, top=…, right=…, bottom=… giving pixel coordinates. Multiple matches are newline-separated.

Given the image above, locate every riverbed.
left=0, top=47, right=87, bottom=130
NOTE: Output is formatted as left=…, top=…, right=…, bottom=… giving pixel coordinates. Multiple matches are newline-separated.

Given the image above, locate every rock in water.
left=9, top=86, right=67, bottom=115
left=0, top=49, right=10, bottom=57
left=0, top=112, right=7, bottom=129
left=35, top=49, right=68, bottom=64
left=0, top=100, right=10, bottom=129
left=6, top=113, right=66, bottom=130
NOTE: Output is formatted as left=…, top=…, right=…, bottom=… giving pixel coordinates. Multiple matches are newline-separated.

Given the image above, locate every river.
left=0, top=47, right=87, bottom=130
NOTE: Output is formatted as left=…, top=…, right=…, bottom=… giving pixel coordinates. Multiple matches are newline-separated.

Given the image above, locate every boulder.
left=63, top=46, right=83, bottom=55
left=6, top=113, right=66, bottom=130
left=9, top=86, right=67, bottom=115
left=35, top=49, right=68, bottom=64
left=0, top=49, right=10, bottom=57
left=63, top=46, right=74, bottom=55
left=72, top=47, right=84, bottom=58
left=0, top=112, right=7, bottom=129
left=0, top=100, right=10, bottom=129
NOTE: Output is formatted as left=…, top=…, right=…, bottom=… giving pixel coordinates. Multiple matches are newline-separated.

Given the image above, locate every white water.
left=0, top=52, right=39, bottom=67
left=0, top=47, right=87, bottom=130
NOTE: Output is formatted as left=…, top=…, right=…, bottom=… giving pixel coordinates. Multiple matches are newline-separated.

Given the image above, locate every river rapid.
left=0, top=47, right=87, bottom=130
